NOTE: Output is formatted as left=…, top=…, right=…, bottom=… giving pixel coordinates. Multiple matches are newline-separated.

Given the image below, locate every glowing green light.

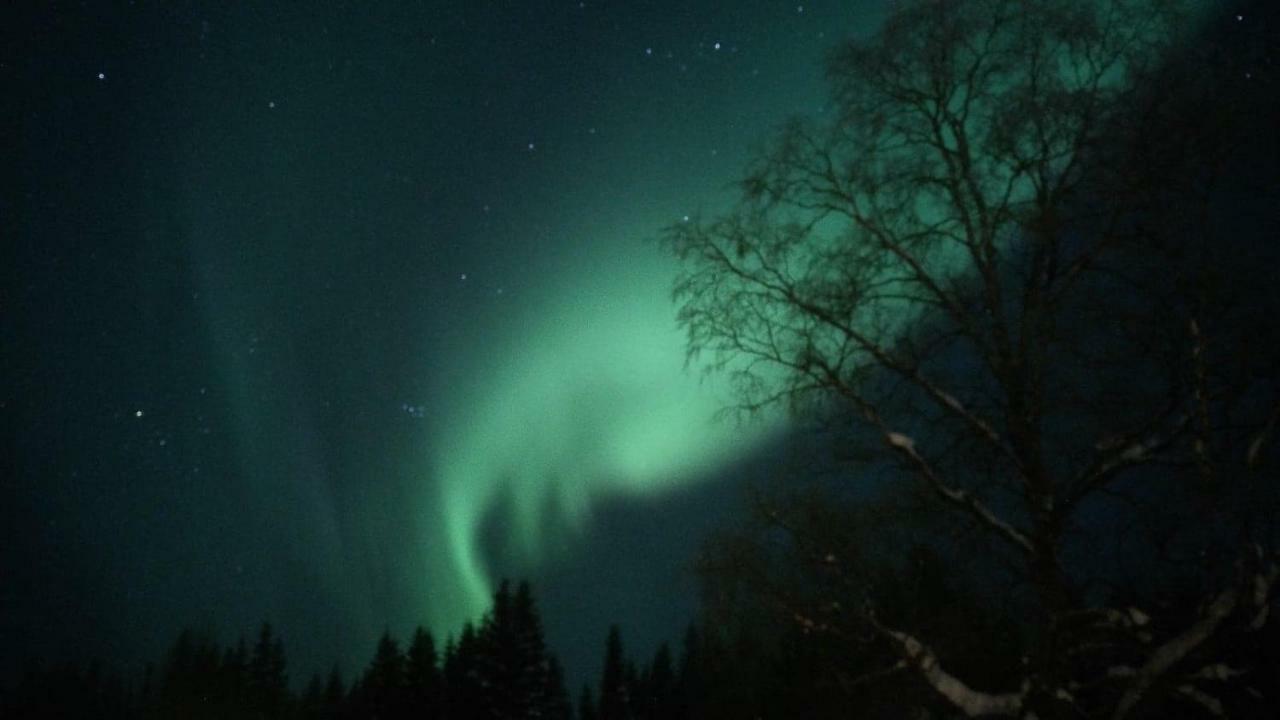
left=412, top=0, right=1217, bottom=636
left=419, top=234, right=784, bottom=631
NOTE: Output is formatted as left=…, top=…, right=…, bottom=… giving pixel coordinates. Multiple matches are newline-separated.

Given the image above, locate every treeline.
left=2, top=577, right=847, bottom=720
left=0, top=571, right=916, bottom=720
left=7, top=564, right=1275, bottom=719
left=2, top=579, right=563, bottom=719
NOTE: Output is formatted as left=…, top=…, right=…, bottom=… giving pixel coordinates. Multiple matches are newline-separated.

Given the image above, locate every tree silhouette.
left=443, top=622, right=483, bottom=720
left=323, top=665, right=346, bottom=717
left=473, top=579, right=567, bottom=719
left=360, top=631, right=407, bottom=719
left=578, top=684, right=598, bottom=720
left=219, top=638, right=249, bottom=714
left=2, top=590, right=580, bottom=720
left=672, top=624, right=703, bottom=719
left=406, top=627, right=441, bottom=719
left=248, top=623, right=288, bottom=718
left=543, top=656, right=573, bottom=720
left=2, top=659, right=133, bottom=720
left=300, top=673, right=326, bottom=720
left=633, top=642, right=674, bottom=720
left=597, top=625, right=630, bottom=720
left=663, top=0, right=1279, bottom=716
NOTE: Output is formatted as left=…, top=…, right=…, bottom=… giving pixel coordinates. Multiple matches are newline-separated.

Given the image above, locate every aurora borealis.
left=3, top=0, right=887, bottom=685
left=3, top=0, right=1244, bottom=696
left=10, top=0, right=1280, bottom=714
left=426, top=234, right=785, bottom=632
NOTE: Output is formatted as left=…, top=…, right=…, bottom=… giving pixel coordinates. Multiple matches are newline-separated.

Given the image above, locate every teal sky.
left=0, top=0, right=1245, bottom=696
left=5, top=0, right=891, bottom=685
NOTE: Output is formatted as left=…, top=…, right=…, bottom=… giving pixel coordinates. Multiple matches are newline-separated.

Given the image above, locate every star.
left=135, top=410, right=144, bottom=418
left=97, top=72, right=105, bottom=80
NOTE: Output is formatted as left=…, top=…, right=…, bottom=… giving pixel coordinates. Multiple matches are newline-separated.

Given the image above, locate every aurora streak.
left=421, top=234, right=784, bottom=632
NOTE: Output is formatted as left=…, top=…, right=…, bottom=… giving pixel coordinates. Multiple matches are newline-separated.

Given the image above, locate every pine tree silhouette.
left=476, top=579, right=564, bottom=719
left=598, top=625, right=630, bottom=720
left=636, top=643, right=674, bottom=720
left=544, top=656, right=573, bottom=720
left=579, top=684, right=598, bottom=720
left=248, top=623, right=288, bottom=718
left=323, top=665, right=346, bottom=717
left=406, top=626, right=442, bottom=719
left=443, top=622, right=483, bottom=720
left=362, top=631, right=407, bottom=719
left=673, top=624, right=703, bottom=719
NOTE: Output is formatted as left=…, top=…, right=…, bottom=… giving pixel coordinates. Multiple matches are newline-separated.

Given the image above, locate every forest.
left=5, top=0, right=1279, bottom=717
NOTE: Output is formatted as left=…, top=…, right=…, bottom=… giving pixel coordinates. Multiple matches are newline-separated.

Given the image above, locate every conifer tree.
left=301, top=673, right=326, bottom=720
left=578, top=684, right=598, bottom=720
left=219, top=637, right=249, bottom=713
left=477, top=579, right=563, bottom=719
left=248, top=623, right=288, bottom=718
left=544, top=656, right=573, bottom=720
left=673, top=625, right=703, bottom=719
left=406, top=626, right=441, bottom=718
left=363, top=631, right=407, bottom=719
left=443, top=623, right=483, bottom=720
left=598, top=625, right=630, bottom=720
left=636, top=643, right=674, bottom=720
left=324, top=665, right=346, bottom=716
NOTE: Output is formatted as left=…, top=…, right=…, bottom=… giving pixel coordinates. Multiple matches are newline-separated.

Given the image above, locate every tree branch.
left=866, top=613, right=1026, bottom=717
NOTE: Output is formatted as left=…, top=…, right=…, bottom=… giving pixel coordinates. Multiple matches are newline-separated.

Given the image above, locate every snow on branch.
left=875, top=623, right=1025, bottom=717
left=1111, top=558, right=1279, bottom=720
left=883, top=429, right=1035, bottom=556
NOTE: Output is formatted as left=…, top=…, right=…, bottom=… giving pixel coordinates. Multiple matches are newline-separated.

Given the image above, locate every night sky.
left=2, top=1, right=893, bottom=687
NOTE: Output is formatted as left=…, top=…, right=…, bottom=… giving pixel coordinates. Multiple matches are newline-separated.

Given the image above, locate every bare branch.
left=866, top=613, right=1026, bottom=717
left=883, top=428, right=1035, bottom=556
left=1111, top=560, right=1279, bottom=720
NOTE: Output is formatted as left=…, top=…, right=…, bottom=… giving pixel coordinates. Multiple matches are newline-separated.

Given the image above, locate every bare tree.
left=663, top=1, right=1278, bottom=717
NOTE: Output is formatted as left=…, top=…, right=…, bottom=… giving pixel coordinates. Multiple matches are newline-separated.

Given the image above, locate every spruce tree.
left=248, top=623, right=288, bottom=718
left=544, top=656, right=573, bottom=720
left=324, top=665, right=346, bottom=716
left=443, top=623, right=483, bottom=720
left=579, top=684, right=598, bottom=720
left=477, top=579, right=562, bottom=719
left=219, top=638, right=249, bottom=714
left=674, top=624, right=703, bottom=718
left=598, top=625, right=629, bottom=720
left=363, top=631, right=407, bottom=719
left=638, top=644, right=674, bottom=720
left=301, top=673, right=325, bottom=720
left=406, top=626, right=441, bottom=719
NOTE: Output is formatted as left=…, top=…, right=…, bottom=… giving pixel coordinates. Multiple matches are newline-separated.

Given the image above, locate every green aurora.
left=3, top=0, right=1221, bottom=685
left=423, top=226, right=786, bottom=632
left=406, top=0, right=1212, bottom=636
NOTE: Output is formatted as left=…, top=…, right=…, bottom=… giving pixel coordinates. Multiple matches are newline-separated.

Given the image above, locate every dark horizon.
left=5, top=1, right=1279, bottom=718
left=2, top=0, right=888, bottom=690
